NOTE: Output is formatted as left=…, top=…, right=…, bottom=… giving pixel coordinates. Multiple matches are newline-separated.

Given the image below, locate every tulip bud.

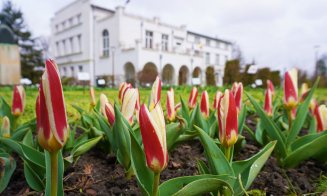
left=213, top=91, right=223, bottom=109
left=149, top=76, right=162, bottom=111
left=315, top=105, right=327, bottom=132
left=89, top=87, right=96, bottom=107
left=309, top=98, right=318, bottom=115
left=37, top=59, right=69, bottom=152
left=118, top=82, right=132, bottom=104
left=139, top=103, right=168, bottom=173
left=284, top=68, right=298, bottom=110
left=264, top=89, right=273, bottom=116
left=105, top=102, right=115, bottom=126
left=218, top=90, right=238, bottom=147
left=174, top=103, right=181, bottom=112
left=200, top=91, right=209, bottom=118
left=300, top=83, right=309, bottom=101
left=121, top=88, right=137, bottom=125
left=1, top=116, right=10, bottom=138
left=166, top=88, right=176, bottom=121
left=267, top=80, right=275, bottom=95
left=135, top=88, right=140, bottom=123
left=100, top=93, right=109, bottom=117
left=12, top=85, right=25, bottom=117
left=188, top=87, right=198, bottom=109
left=231, top=82, right=243, bottom=112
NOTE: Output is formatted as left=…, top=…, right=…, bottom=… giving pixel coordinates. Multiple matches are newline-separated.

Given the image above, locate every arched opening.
left=138, top=62, right=158, bottom=86
left=162, top=64, right=175, bottom=85
left=206, top=66, right=216, bottom=86
left=124, top=62, right=136, bottom=86
left=178, top=65, right=189, bottom=85
left=192, top=67, right=202, bottom=85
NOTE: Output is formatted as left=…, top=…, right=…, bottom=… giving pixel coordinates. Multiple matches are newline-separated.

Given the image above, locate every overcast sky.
left=2, top=0, right=327, bottom=75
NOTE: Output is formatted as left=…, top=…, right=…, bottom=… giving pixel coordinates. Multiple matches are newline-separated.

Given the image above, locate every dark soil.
left=3, top=117, right=327, bottom=195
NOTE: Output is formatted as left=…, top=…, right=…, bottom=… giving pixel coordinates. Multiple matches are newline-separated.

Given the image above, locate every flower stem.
left=152, top=172, right=161, bottom=196
left=287, top=110, right=293, bottom=132
left=224, top=146, right=232, bottom=162
left=50, top=151, right=58, bottom=196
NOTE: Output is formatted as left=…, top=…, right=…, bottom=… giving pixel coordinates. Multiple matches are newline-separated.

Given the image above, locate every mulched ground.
left=3, top=118, right=327, bottom=195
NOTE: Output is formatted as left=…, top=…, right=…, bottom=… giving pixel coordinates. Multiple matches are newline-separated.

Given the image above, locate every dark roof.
left=91, top=4, right=115, bottom=13
left=187, top=31, right=232, bottom=45
left=0, top=25, right=15, bottom=44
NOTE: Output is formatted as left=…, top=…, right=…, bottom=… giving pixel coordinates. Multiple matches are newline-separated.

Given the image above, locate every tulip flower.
left=188, top=87, right=198, bottom=109
left=139, top=103, right=167, bottom=196
left=36, top=59, right=69, bottom=196
left=231, top=82, right=243, bottom=112
left=89, top=87, right=96, bottom=107
left=309, top=98, right=318, bottom=115
left=218, top=90, right=238, bottom=150
left=300, top=83, right=309, bottom=101
left=166, top=88, right=176, bottom=121
left=315, top=105, right=327, bottom=132
left=213, top=91, right=223, bottom=109
left=100, top=93, right=109, bottom=117
left=118, top=82, right=132, bottom=104
left=135, top=88, right=140, bottom=123
left=264, top=89, right=273, bottom=116
left=121, top=88, right=137, bottom=125
left=149, top=76, right=162, bottom=111
left=12, top=85, right=25, bottom=117
left=1, top=116, right=10, bottom=138
left=267, top=80, right=275, bottom=95
left=283, top=68, right=298, bottom=110
left=174, top=103, right=181, bottom=112
left=200, top=90, right=209, bottom=118
left=105, top=102, right=115, bottom=126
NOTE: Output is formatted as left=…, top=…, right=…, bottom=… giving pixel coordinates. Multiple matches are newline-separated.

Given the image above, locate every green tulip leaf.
left=70, top=135, right=102, bottom=161
left=238, top=105, right=247, bottom=134
left=0, top=97, right=14, bottom=128
left=24, top=161, right=44, bottom=191
left=197, top=159, right=209, bottom=174
left=166, top=122, right=184, bottom=151
left=0, top=153, right=16, bottom=193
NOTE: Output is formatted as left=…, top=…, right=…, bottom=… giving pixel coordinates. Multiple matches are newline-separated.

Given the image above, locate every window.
left=225, top=55, right=228, bottom=63
left=215, top=54, right=220, bottom=65
left=56, top=42, right=60, bottom=56
left=206, top=39, right=210, bottom=46
left=161, top=34, right=168, bottom=51
left=77, top=14, right=82, bottom=24
left=145, top=31, right=153, bottom=49
left=55, top=25, right=59, bottom=32
left=69, top=18, right=74, bottom=26
left=62, top=21, right=66, bottom=29
left=63, top=67, right=67, bottom=76
left=206, top=52, right=210, bottom=64
left=102, top=30, right=110, bottom=57
left=78, top=65, right=83, bottom=72
left=71, top=66, right=75, bottom=77
left=216, top=41, right=220, bottom=48
left=195, top=36, right=200, bottom=44
left=62, top=40, right=66, bottom=55
left=77, top=34, right=82, bottom=52
left=69, top=37, right=74, bottom=53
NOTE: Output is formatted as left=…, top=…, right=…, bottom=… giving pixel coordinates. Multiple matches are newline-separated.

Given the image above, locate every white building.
left=50, top=0, right=233, bottom=86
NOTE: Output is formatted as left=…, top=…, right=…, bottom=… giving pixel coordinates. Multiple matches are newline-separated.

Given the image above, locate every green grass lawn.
left=1, top=85, right=327, bottom=123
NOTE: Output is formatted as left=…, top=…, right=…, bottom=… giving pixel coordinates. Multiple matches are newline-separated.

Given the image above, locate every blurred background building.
left=50, top=0, right=232, bottom=87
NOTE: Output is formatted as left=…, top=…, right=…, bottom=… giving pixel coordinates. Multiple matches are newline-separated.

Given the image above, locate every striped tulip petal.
left=300, top=83, right=309, bottom=101
left=267, top=80, right=275, bottom=95
left=264, top=89, right=273, bottom=116
left=188, top=87, right=198, bottom=109
left=231, top=82, right=243, bottom=112
left=12, top=85, right=25, bottom=116
left=121, top=88, right=137, bottom=125
left=213, top=91, right=222, bottom=109
left=105, top=102, right=115, bottom=126
left=1, top=116, right=10, bottom=138
left=284, top=68, right=298, bottom=110
left=139, top=104, right=167, bottom=173
left=174, top=103, right=181, bottom=112
left=118, top=82, right=132, bottom=104
left=200, top=90, right=209, bottom=118
left=315, top=105, right=327, bottom=132
left=90, top=87, right=96, bottom=107
left=166, top=88, right=176, bottom=121
left=100, top=93, right=109, bottom=117
left=37, top=59, right=68, bottom=152
left=218, top=90, right=238, bottom=147
left=149, top=76, right=162, bottom=111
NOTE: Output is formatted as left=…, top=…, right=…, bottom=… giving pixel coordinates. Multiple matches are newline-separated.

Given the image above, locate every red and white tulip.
left=12, top=85, right=25, bottom=116
left=188, top=87, right=198, bottom=109
left=213, top=91, right=223, bottom=109
left=283, top=68, right=298, bottom=110
left=315, top=105, right=327, bottom=132
left=174, top=103, right=181, bottom=112
left=121, top=88, right=138, bottom=125
left=118, top=82, right=132, bottom=104
left=166, top=88, right=176, bottom=121
left=105, top=102, right=115, bottom=126
left=139, top=103, right=168, bottom=173
left=267, top=80, right=275, bottom=95
left=231, top=82, right=243, bottom=112
left=264, top=89, right=273, bottom=116
left=218, top=90, right=238, bottom=147
left=200, top=90, right=209, bottom=118
left=100, top=93, right=109, bottom=117
left=36, top=59, right=69, bottom=152
left=300, top=83, right=309, bottom=101
left=89, top=86, right=96, bottom=107
left=149, top=76, right=162, bottom=111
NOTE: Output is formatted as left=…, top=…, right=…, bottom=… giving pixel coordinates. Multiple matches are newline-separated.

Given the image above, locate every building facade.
left=50, top=0, right=233, bottom=86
